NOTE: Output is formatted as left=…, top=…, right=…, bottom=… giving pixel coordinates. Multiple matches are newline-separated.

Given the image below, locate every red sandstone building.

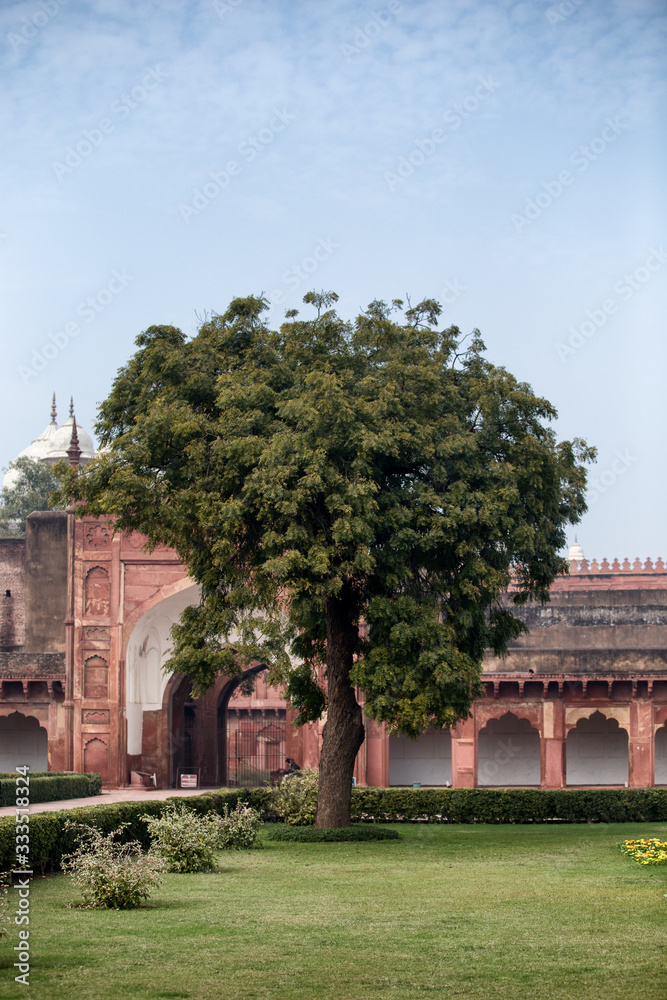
left=1, top=508, right=666, bottom=790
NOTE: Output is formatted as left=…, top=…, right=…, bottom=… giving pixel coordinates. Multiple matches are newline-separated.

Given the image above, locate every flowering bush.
left=213, top=802, right=262, bottom=850
left=61, top=823, right=166, bottom=908
left=620, top=838, right=667, bottom=865
left=142, top=801, right=221, bottom=873
left=272, top=769, right=319, bottom=826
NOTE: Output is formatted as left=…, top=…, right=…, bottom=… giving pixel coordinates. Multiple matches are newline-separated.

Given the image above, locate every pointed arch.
left=0, top=712, right=48, bottom=772
left=655, top=725, right=667, bottom=785
left=477, top=712, right=540, bottom=786
left=566, top=711, right=628, bottom=786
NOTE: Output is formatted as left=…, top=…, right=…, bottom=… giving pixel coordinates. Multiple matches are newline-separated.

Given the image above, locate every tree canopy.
left=0, top=457, right=63, bottom=535
left=58, top=292, right=593, bottom=826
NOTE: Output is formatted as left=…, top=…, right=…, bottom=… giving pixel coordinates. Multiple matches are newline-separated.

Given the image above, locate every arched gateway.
left=125, top=584, right=289, bottom=787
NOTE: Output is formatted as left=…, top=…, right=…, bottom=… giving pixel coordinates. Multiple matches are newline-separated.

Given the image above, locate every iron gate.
left=224, top=713, right=286, bottom=787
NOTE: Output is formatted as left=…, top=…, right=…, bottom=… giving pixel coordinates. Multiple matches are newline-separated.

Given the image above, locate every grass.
left=1, top=822, right=666, bottom=999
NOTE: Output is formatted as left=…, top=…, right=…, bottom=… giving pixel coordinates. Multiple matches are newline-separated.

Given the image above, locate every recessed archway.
left=389, top=727, right=452, bottom=786
left=217, top=665, right=285, bottom=788
left=0, top=712, right=48, bottom=772
left=566, top=711, right=628, bottom=786
left=477, top=713, right=540, bottom=786
left=655, top=726, right=667, bottom=785
left=125, top=583, right=201, bottom=758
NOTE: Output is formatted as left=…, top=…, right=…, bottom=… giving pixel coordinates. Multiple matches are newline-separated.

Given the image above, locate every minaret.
left=67, top=416, right=82, bottom=470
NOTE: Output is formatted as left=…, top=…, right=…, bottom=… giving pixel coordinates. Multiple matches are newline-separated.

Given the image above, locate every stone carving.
left=84, top=522, right=112, bottom=550
left=125, top=532, right=149, bottom=549
left=83, top=626, right=110, bottom=642
left=82, top=709, right=110, bottom=724
left=84, top=567, right=110, bottom=617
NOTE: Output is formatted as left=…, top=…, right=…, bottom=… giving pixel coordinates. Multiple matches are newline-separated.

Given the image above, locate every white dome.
left=568, top=539, right=585, bottom=563
left=44, top=415, right=96, bottom=464
left=2, top=396, right=97, bottom=492
left=2, top=418, right=59, bottom=491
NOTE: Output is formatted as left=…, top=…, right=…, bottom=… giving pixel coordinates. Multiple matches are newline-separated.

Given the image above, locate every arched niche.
left=84, top=655, right=109, bottom=699
left=0, top=712, right=48, bottom=772
left=84, top=566, right=110, bottom=617
left=566, top=711, right=628, bottom=786
left=389, top=727, right=452, bottom=786
left=477, top=712, right=540, bottom=786
left=655, top=726, right=667, bottom=785
left=84, top=737, right=109, bottom=783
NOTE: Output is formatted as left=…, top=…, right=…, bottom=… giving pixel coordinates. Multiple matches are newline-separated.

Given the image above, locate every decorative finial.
left=69, top=396, right=74, bottom=418
left=67, top=416, right=81, bottom=470
left=51, top=392, right=57, bottom=424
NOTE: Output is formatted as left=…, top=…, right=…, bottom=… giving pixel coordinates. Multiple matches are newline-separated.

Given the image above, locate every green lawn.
left=1, top=822, right=666, bottom=1000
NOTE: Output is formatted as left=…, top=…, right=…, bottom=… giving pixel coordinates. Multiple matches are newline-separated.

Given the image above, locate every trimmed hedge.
left=0, top=789, right=270, bottom=873
left=349, top=787, right=667, bottom=824
left=0, top=772, right=77, bottom=780
left=266, top=825, right=400, bottom=842
left=0, top=773, right=102, bottom=807
left=3, top=786, right=667, bottom=874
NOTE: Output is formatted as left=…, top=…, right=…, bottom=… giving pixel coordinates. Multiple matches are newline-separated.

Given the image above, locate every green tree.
left=0, top=457, right=63, bottom=535
left=58, top=293, right=593, bottom=827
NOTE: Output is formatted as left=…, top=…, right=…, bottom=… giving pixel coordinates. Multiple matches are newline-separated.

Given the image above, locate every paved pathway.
left=0, top=786, right=219, bottom=818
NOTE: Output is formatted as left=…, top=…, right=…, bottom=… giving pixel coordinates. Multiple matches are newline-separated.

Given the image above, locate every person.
left=285, top=757, right=301, bottom=775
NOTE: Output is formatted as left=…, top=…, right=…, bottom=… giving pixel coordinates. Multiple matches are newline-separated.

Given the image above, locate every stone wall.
left=0, top=537, right=26, bottom=649
left=24, top=511, right=68, bottom=654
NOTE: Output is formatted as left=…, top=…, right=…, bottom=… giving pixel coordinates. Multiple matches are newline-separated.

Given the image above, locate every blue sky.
left=1, top=0, right=665, bottom=560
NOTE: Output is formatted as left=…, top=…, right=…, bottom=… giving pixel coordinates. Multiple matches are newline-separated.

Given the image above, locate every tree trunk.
left=315, top=591, right=365, bottom=828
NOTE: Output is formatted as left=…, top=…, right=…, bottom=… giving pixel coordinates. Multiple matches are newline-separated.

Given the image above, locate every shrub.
left=272, top=769, right=319, bottom=825
left=142, top=801, right=222, bottom=872
left=266, top=825, right=400, bottom=843
left=214, top=802, right=263, bottom=850
left=61, top=823, right=166, bottom=909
